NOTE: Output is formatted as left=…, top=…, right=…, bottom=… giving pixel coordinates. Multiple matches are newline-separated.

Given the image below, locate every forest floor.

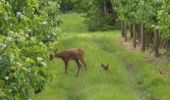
left=32, top=13, right=170, bottom=100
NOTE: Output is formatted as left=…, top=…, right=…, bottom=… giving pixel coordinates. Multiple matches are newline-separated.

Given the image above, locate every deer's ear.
left=101, top=63, right=104, bottom=67
left=107, top=64, right=109, bottom=67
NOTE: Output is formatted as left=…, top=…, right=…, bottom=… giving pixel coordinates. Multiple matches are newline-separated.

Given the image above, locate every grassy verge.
left=32, top=31, right=170, bottom=100
left=60, top=12, right=87, bottom=33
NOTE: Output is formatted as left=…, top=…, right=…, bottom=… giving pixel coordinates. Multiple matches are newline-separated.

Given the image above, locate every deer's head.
left=101, top=63, right=109, bottom=71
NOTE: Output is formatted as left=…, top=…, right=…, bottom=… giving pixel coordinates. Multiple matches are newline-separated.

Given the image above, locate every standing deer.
left=50, top=48, right=86, bottom=77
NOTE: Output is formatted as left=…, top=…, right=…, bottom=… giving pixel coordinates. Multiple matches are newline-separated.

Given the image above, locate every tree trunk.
left=121, top=21, right=125, bottom=37
left=103, top=1, right=107, bottom=15
left=141, top=22, right=145, bottom=52
left=134, top=24, right=140, bottom=44
left=130, top=24, right=133, bottom=40
left=124, top=23, right=128, bottom=42
left=154, top=28, right=160, bottom=57
left=133, top=24, right=136, bottom=48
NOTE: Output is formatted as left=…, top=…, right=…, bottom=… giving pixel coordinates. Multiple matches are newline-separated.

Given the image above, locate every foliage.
left=84, top=0, right=116, bottom=31
left=60, top=0, right=77, bottom=13
left=60, top=0, right=116, bottom=31
left=0, top=0, right=61, bottom=99
left=157, top=0, right=170, bottom=39
left=112, top=0, right=170, bottom=39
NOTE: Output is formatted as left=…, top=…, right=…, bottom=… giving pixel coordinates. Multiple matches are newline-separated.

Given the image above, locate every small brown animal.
left=159, top=69, right=163, bottom=75
left=101, top=63, right=109, bottom=71
left=50, top=48, right=86, bottom=77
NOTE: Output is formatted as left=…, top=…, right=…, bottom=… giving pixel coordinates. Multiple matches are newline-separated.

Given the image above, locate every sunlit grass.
left=32, top=31, right=170, bottom=100
left=32, top=13, right=170, bottom=100
left=60, top=12, right=87, bottom=33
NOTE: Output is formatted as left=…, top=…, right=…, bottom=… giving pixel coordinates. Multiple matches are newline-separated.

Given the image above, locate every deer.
left=101, top=63, right=113, bottom=73
left=50, top=48, right=86, bottom=77
left=101, top=63, right=109, bottom=71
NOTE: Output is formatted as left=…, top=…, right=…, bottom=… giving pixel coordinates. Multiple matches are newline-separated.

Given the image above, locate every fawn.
left=101, top=63, right=109, bottom=71
left=50, top=48, right=86, bottom=77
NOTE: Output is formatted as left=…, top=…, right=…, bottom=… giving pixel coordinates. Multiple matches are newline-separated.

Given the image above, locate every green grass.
left=60, top=12, right=87, bottom=33
left=32, top=31, right=170, bottom=100
left=32, top=13, right=170, bottom=100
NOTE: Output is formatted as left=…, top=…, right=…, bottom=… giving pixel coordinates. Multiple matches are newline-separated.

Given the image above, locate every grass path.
left=32, top=31, right=170, bottom=100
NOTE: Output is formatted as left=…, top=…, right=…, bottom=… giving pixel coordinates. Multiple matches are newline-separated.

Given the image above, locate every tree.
left=112, top=0, right=170, bottom=57
left=0, top=0, right=61, bottom=99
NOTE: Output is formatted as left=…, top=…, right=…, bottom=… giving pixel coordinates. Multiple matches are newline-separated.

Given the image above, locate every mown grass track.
left=32, top=31, right=170, bottom=100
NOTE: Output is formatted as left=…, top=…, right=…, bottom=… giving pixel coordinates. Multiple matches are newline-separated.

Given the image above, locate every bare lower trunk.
left=121, top=21, right=125, bottom=37
left=103, top=1, right=107, bottom=15
left=133, top=24, right=136, bottom=48
left=141, top=22, right=145, bottom=52
left=124, top=23, right=128, bottom=42
left=137, top=25, right=141, bottom=44
left=154, top=28, right=160, bottom=57
left=130, top=24, right=133, bottom=40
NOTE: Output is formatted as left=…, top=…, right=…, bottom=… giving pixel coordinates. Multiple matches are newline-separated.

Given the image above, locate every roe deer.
left=101, top=63, right=109, bottom=71
left=50, top=48, right=86, bottom=77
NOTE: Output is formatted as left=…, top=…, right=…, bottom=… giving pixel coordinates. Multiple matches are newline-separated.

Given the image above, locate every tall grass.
left=32, top=31, right=170, bottom=100
left=32, top=13, right=170, bottom=100
left=60, top=12, right=87, bottom=33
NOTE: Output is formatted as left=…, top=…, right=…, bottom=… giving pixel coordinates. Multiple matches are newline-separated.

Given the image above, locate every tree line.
left=61, top=0, right=170, bottom=57
left=113, top=0, right=170, bottom=57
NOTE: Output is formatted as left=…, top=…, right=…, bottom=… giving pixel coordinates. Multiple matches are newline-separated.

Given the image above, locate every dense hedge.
left=60, top=0, right=117, bottom=31
left=0, top=0, right=61, bottom=99
left=79, top=0, right=117, bottom=31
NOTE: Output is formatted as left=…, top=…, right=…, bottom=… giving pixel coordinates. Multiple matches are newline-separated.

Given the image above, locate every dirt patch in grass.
left=116, top=36, right=170, bottom=63
left=126, top=63, right=136, bottom=73
left=144, top=56, right=163, bottom=63
left=118, top=37, right=140, bottom=52
left=122, top=58, right=136, bottom=73
left=144, top=55, right=170, bottom=65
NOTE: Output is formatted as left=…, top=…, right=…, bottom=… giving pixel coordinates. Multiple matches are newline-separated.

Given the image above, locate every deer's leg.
left=64, top=60, right=68, bottom=74
left=80, top=58, right=87, bottom=70
left=75, top=60, right=81, bottom=77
